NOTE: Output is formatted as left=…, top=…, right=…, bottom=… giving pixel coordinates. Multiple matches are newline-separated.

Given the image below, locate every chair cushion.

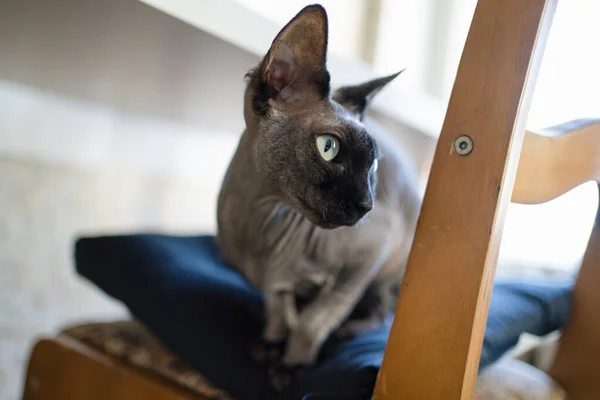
left=61, top=321, right=567, bottom=400
left=60, top=320, right=230, bottom=399
left=74, top=234, right=573, bottom=400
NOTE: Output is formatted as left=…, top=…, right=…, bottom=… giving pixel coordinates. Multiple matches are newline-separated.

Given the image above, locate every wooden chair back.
left=371, top=0, right=600, bottom=398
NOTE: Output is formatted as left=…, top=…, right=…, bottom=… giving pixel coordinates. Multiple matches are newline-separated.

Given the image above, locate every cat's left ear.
left=261, top=5, right=330, bottom=105
left=332, top=70, right=404, bottom=120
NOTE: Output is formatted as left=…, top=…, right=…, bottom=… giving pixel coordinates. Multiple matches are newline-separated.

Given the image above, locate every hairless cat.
left=217, top=4, right=421, bottom=390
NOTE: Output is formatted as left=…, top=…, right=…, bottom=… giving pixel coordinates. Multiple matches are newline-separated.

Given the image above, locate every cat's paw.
left=250, top=339, right=285, bottom=365
left=267, top=363, right=307, bottom=391
left=282, top=325, right=323, bottom=366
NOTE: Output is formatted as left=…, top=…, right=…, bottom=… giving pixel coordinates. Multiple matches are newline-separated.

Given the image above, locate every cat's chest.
left=221, top=195, right=399, bottom=291
left=255, top=208, right=385, bottom=287
left=259, top=215, right=346, bottom=279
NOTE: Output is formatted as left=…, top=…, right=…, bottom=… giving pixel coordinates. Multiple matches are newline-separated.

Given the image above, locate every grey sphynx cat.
left=217, top=3, right=421, bottom=389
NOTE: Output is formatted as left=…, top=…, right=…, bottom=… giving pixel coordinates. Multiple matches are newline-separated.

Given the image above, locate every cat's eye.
left=316, top=135, right=339, bottom=161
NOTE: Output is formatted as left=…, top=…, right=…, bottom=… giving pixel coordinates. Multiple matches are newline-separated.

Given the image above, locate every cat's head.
left=244, top=4, right=401, bottom=229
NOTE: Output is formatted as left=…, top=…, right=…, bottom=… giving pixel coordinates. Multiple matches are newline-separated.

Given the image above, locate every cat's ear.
left=333, top=70, right=404, bottom=120
left=261, top=5, right=330, bottom=104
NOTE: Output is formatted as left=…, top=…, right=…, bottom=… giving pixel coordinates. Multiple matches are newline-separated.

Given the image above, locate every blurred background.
left=1, top=0, right=599, bottom=398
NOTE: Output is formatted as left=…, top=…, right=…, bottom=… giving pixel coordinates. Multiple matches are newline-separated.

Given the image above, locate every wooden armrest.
left=514, top=119, right=600, bottom=204
left=23, top=336, right=204, bottom=400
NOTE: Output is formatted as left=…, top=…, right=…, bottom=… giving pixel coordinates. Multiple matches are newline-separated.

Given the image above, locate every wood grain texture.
left=549, top=183, right=600, bottom=400
left=22, top=336, right=203, bottom=400
left=514, top=119, right=600, bottom=204
left=372, top=0, right=557, bottom=399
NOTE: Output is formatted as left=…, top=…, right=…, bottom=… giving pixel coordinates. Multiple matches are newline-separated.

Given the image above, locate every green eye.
left=316, top=135, right=339, bottom=161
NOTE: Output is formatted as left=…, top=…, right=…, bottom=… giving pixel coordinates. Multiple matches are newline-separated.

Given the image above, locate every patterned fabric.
left=61, top=320, right=566, bottom=400
left=61, top=320, right=230, bottom=399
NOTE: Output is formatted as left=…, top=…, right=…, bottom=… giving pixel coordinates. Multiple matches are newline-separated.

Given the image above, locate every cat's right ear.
left=332, top=70, right=404, bottom=120
left=259, top=5, right=330, bottom=106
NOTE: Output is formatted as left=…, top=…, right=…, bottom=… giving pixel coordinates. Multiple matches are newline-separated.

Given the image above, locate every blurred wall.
left=0, top=0, right=428, bottom=398
left=0, top=0, right=259, bottom=398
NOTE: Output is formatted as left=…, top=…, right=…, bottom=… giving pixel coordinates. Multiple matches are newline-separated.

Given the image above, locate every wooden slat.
left=23, top=336, right=204, bottom=400
left=372, top=0, right=557, bottom=399
left=549, top=183, right=600, bottom=400
left=514, top=119, right=600, bottom=204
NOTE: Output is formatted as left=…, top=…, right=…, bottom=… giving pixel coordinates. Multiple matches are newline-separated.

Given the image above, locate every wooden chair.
left=373, top=0, right=600, bottom=399
left=22, top=0, right=600, bottom=399
left=23, top=335, right=206, bottom=400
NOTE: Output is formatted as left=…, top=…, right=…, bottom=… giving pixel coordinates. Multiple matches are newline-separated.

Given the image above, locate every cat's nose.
left=357, top=198, right=373, bottom=213
left=355, top=187, right=374, bottom=213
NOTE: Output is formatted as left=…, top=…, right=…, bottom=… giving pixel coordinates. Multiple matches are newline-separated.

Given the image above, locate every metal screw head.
left=454, top=135, right=474, bottom=156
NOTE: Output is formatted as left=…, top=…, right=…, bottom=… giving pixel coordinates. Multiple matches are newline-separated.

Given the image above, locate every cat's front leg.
left=282, top=290, right=351, bottom=366
left=263, top=289, right=297, bottom=342
left=283, top=262, right=387, bottom=367
left=254, top=286, right=298, bottom=364
left=335, top=277, right=400, bottom=339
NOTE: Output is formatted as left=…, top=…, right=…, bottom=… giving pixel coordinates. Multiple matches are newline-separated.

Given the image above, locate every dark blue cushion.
left=74, top=234, right=573, bottom=400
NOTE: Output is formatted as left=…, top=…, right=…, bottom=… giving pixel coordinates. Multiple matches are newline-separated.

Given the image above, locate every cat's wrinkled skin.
left=217, top=4, right=421, bottom=389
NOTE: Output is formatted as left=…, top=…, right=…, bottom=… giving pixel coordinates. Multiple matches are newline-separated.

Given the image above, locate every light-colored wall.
left=0, top=1, right=427, bottom=398
left=0, top=79, right=246, bottom=399
left=236, top=0, right=369, bottom=61
left=0, top=0, right=261, bottom=135
left=0, top=0, right=255, bottom=398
